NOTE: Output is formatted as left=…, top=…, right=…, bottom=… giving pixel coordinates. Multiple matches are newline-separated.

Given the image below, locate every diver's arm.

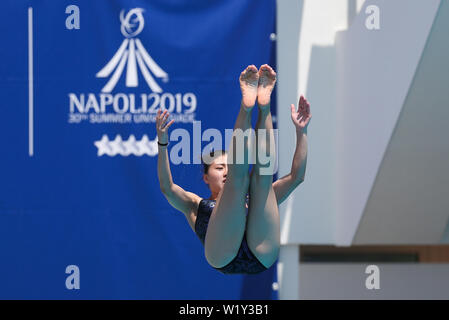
left=273, top=130, right=307, bottom=205
left=273, top=96, right=311, bottom=205
left=156, top=109, right=200, bottom=217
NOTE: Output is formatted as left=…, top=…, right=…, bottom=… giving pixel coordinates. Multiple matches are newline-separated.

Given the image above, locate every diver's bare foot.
left=257, top=64, right=277, bottom=108
left=239, top=65, right=259, bottom=110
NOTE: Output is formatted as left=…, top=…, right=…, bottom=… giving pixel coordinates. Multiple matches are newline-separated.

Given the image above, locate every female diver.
left=156, top=64, right=311, bottom=274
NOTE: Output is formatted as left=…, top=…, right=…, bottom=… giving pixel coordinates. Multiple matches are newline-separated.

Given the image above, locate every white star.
left=123, top=134, right=140, bottom=156
left=110, top=135, right=126, bottom=156
left=137, top=135, right=158, bottom=156
left=94, top=135, right=112, bottom=156
left=147, top=136, right=158, bottom=156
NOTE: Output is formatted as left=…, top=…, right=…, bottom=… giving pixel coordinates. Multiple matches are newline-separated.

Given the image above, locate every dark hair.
left=201, top=150, right=227, bottom=175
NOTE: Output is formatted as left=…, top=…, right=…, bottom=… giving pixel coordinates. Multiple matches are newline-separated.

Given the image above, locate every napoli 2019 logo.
left=96, top=9, right=168, bottom=93
left=68, top=8, right=197, bottom=128
left=67, top=8, right=198, bottom=156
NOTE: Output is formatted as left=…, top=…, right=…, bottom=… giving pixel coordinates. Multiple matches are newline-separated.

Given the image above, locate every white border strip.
left=28, top=7, right=33, bottom=156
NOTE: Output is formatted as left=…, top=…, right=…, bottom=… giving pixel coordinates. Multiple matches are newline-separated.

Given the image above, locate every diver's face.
left=203, top=154, right=228, bottom=193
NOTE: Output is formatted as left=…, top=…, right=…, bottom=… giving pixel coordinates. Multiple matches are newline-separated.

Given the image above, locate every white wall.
left=277, top=0, right=357, bottom=300
left=335, top=0, right=441, bottom=245
left=276, top=0, right=449, bottom=299
left=277, top=245, right=300, bottom=300
left=353, top=0, right=449, bottom=245
left=277, top=0, right=446, bottom=247
left=277, top=0, right=350, bottom=246
left=300, top=263, right=449, bottom=299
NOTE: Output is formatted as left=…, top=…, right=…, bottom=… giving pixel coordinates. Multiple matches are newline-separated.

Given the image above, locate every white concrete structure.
left=276, top=0, right=449, bottom=299
left=300, top=263, right=449, bottom=299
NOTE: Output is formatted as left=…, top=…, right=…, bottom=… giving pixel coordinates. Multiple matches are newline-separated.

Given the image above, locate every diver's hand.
left=290, top=95, right=311, bottom=133
left=156, top=109, right=175, bottom=144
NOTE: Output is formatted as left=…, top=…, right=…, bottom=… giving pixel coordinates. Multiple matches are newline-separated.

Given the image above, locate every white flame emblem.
left=96, top=8, right=168, bottom=93
left=120, top=8, right=144, bottom=38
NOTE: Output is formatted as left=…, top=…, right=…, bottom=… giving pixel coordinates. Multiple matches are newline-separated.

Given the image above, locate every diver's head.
left=202, top=150, right=228, bottom=195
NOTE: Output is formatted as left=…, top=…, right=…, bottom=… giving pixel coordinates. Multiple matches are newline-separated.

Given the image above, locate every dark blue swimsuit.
left=194, top=198, right=268, bottom=275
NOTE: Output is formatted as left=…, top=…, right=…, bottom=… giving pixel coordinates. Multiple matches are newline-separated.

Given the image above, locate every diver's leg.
left=247, top=64, right=280, bottom=269
left=205, top=65, right=256, bottom=268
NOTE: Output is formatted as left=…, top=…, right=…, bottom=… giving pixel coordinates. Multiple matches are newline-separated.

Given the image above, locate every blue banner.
left=0, top=0, right=277, bottom=299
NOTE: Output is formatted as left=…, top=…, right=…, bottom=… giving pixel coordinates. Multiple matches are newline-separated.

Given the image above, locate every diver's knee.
left=258, top=245, right=280, bottom=269
left=205, top=246, right=237, bottom=269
